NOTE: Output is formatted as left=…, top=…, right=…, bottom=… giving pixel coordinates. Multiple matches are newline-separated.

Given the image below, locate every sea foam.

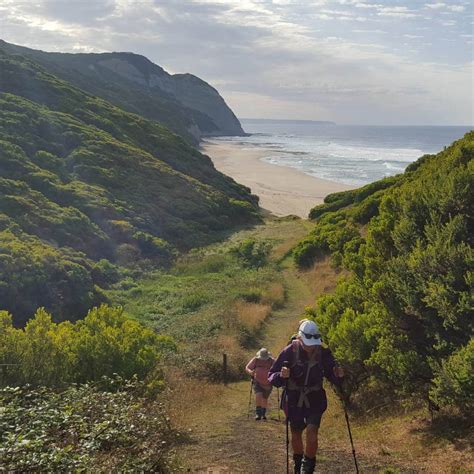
left=215, top=122, right=472, bottom=186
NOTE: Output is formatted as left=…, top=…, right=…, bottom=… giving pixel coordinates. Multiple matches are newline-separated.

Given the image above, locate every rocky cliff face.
left=0, top=41, right=245, bottom=143
left=95, top=53, right=244, bottom=137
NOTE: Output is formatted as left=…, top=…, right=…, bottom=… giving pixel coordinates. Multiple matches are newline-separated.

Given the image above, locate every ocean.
left=215, top=120, right=472, bottom=186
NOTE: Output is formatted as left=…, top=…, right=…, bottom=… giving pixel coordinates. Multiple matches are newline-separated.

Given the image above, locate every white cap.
left=298, top=320, right=322, bottom=346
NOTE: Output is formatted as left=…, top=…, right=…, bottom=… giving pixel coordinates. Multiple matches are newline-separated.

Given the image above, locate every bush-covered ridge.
left=0, top=50, right=260, bottom=325
left=0, top=40, right=244, bottom=144
left=296, top=132, right=473, bottom=415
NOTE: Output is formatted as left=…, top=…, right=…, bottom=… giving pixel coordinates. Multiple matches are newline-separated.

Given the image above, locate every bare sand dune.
left=200, top=139, right=353, bottom=218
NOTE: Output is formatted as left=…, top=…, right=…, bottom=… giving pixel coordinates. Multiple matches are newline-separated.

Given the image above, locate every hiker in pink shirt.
left=245, top=348, right=275, bottom=420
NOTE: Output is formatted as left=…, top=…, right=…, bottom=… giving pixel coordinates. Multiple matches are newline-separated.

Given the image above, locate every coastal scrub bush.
left=133, top=231, right=176, bottom=263
left=0, top=305, right=169, bottom=387
left=298, top=132, right=474, bottom=414
left=293, top=214, right=361, bottom=268
left=0, top=378, right=177, bottom=472
left=230, top=238, right=271, bottom=268
left=430, top=340, right=474, bottom=414
left=0, top=229, right=101, bottom=326
left=91, top=258, right=121, bottom=286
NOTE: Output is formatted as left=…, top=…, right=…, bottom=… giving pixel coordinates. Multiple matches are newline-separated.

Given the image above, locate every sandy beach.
left=201, top=139, right=353, bottom=218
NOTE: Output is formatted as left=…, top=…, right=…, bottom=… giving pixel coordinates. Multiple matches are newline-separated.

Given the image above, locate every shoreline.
left=200, top=139, right=353, bottom=218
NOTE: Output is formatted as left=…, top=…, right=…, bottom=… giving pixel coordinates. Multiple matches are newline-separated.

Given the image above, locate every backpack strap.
left=290, top=339, right=300, bottom=367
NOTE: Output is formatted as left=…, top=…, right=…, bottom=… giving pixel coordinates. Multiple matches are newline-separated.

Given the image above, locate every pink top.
left=245, top=357, right=274, bottom=387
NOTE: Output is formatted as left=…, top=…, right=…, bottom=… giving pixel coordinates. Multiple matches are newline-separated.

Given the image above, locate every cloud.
left=425, top=2, right=465, bottom=12
left=0, top=0, right=471, bottom=125
left=353, top=2, right=383, bottom=9
left=376, top=6, right=419, bottom=18
left=440, top=19, right=457, bottom=26
left=352, top=29, right=387, bottom=33
left=447, top=5, right=465, bottom=12
left=425, top=3, right=446, bottom=9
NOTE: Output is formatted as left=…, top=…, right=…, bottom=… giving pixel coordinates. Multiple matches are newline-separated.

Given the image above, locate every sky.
left=0, top=0, right=473, bottom=125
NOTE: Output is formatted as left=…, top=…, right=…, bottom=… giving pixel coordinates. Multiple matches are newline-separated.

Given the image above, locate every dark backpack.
left=286, top=340, right=323, bottom=408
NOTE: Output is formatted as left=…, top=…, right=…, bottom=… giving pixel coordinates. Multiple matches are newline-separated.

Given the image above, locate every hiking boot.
left=262, top=408, right=267, bottom=421
left=300, top=455, right=316, bottom=473
left=293, top=453, right=303, bottom=473
left=255, top=406, right=262, bottom=421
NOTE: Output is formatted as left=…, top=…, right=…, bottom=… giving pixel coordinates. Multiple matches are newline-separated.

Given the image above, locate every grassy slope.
left=0, top=50, right=259, bottom=324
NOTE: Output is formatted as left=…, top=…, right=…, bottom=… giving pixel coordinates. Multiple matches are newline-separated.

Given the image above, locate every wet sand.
left=200, top=139, right=353, bottom=218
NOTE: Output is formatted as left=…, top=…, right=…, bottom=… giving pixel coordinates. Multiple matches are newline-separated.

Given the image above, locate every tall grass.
left=235, top=301, right=272, bottom=331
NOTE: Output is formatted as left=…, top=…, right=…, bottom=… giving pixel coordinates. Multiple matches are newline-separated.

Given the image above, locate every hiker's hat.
left=256, top=348, right=271, bottom=360
left=298, top=320, right=322, bottom=346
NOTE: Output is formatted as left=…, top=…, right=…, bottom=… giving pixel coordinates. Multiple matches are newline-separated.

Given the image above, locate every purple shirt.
left=268, top=341, right=339, bottom=419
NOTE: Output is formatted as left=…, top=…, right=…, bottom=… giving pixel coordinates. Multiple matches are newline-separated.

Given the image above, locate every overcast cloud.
left=0, top=0, right=472, bottom=124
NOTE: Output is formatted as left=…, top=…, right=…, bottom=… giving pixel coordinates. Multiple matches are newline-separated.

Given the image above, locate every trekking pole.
left=283, top=360, right=290, bottom=474
left=339, top=385, right=359, bottom=474
left=247, top=377, right=254, bottom=419
left=276, top=387, right=281, bottom=421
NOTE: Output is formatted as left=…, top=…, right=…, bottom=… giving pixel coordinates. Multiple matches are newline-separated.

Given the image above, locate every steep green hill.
left=0, top=40, right=245, bottom=144
left=0, top=50, right=260, bottom=325
left=294, top=132, right=473, bottom=414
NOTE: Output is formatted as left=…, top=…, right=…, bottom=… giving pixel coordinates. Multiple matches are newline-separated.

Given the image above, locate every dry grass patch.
left=299, top=257, right=346, bottom=297
left=235, top=301, right=272, bottom=330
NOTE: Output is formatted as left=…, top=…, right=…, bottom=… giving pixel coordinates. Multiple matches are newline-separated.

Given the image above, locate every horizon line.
left=239, top=118, right=474, bottom=128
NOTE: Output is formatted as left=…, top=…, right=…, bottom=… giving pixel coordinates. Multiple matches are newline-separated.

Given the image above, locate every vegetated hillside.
left=294, top=132, right=473, bottom=416
left=0, top=40, right=244, bottom=144
left=0, top=218, right=306, bottom=472
left=0, top=49, right=260, bottom=325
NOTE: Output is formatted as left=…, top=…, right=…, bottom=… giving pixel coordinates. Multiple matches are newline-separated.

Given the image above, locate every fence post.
left=223, top=353, right=228, bottom=385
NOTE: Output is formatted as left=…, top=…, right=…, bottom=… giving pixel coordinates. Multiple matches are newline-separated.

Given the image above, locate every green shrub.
left=430, top=340, right=474, bottom=415
left=230, top=238, right=271, bottom=268
left=0, top=229, right=99, bottom=325
left=353, top=194, right=381, bottom=224
left=0, top=378, right=176, bottom=472
left=115, top=243, right=141, bottom=265
left=91, top=258, right=121, bottom=286
left=235, top=287, right=263, bottom=303
left=181, top=292, right=210, bottom=312
left=0, top=305, right=170, bottom=387
left=293, top=238, right=325, bottom=267
left=133, top=231, right=176, bottom=263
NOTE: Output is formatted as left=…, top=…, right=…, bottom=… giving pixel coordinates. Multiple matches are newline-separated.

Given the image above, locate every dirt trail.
left=177, top=264, right=415, bottom=473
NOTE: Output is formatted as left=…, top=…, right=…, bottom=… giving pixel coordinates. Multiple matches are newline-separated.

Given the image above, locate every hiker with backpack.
left=268, top=319, right=344, bottom=474
left=245, top=348, right=275, bottom=420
